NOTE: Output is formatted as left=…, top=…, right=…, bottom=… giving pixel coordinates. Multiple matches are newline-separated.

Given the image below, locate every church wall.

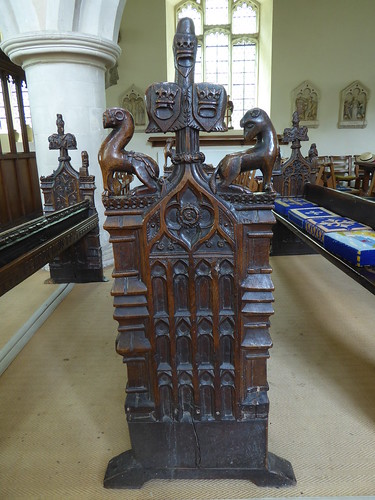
left=271, top=0, right=375, bottom=157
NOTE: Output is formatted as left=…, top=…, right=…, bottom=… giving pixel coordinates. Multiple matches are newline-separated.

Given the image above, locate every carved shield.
left=192, top=83, right=227, bottom=132
left=145, top=82, right=181, bottom=133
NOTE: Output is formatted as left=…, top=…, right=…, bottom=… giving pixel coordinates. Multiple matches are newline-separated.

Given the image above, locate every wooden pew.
left=274, top=185, right=375, bottom=294
left=0, top=115, right=104, bottom=296
left=271, top=113, right=375, bottom=295
left=271, top=112, right=318, bottom=255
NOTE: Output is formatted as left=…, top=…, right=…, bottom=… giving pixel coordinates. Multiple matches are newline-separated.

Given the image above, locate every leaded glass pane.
left=176, top=0, right=259, bottom=129
left=21, top=82, right=32, bottom=127
left=232, top=2, right=257, bottom=34
left=231, top=41, right=257, bottom=128
left=205, top=0, right=228, bottom=25
left=9, top=80, right=21, bottom=135
left=205, top=32, right=229, bottom=87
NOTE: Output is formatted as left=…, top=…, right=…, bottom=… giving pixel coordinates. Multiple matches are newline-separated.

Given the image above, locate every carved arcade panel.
left=145, top=183, right=237, bottom=422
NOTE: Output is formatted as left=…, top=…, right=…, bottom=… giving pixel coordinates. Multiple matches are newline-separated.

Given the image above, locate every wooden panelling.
left=0, top=153, right=42, bottom=230
left=0, top=50, right=42, bottom=230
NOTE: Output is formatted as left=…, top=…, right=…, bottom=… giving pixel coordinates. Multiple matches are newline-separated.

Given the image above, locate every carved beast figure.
left=209, top=108, right=277, bottom=193
left=98, top=107, right=160, bottom=193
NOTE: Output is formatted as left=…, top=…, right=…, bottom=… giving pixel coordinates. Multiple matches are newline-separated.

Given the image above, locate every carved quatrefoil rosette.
left=177, top=203, right=200, bottom=227
left=165, top=187, right=214, bottom=249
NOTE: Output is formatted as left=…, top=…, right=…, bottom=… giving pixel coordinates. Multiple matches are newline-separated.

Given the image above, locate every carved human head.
left=173, top=17, right=197, bottom=77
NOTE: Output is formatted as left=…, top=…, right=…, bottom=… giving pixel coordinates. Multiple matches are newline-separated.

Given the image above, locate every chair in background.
left=235, top=169, right=262, bottom=191
left=329, top=155, right=358, bottom=189
left=314, top=156, right=336, bottom=188
left=354, top=154, right=375, bottom=197
left=353, top=154, right=374, bottom=193
left=367, top=172, right=375, bottom=197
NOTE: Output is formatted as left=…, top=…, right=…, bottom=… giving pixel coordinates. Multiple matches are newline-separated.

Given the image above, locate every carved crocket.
left=98, top=107, right=160, bottom=193
left=209, top=108, right=277, bottom=193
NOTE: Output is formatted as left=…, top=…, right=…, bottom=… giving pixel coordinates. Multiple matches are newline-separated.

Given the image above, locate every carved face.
left=173, top=18, right=197, bottom=77
left=240, top=108, right=269, bottom=140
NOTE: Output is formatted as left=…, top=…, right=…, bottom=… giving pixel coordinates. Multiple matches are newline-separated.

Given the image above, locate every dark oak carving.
left=100, top=17, right=295, bottom=489
left=271, top=113, right=318, bottom=256
left=0, top=115, right=104, bottom=295
left=272, top=111, right=317, bottom=197
left=98, top=108, right=158, bottom=193
left=40, top=114, right=104, bottom=283
left=210, top=108, right=277, bottom=193
left=0, top=202, right=98, bottom=296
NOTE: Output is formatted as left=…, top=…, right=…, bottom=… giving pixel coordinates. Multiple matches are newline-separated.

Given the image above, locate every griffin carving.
left=209, top=108, right=277, bottom=193
left=98, top=107, right=160, bottom=193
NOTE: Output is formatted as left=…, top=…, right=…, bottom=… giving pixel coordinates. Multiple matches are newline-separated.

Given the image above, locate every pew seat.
left=273, top=185, right=375, bottom=294
left=274, top=196, right=374, bottom=265
left=271, top=113, right=375, bottom=293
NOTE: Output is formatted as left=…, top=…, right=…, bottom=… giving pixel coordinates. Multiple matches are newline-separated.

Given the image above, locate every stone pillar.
left=0, top=0, right=126, bottom=264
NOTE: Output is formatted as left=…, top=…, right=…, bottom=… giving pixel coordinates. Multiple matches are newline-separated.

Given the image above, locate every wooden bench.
left=274, top=185, right=375, bottom=294
left=0, top=114, right=104, bottom=296
left=271, top=113, right=375, bottom=295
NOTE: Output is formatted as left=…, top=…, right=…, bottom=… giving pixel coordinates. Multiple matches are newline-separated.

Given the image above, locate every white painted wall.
left=271, top=0, right=375, bottom=157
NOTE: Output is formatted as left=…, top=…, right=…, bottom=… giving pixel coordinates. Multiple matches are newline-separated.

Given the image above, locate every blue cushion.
left=274, top=197, right=316, bottom=216
left=288, top=206, right=335, bottom=229
left=304, top=216, right=370, bottom=243
left=323, top=230, right=375, bottom=267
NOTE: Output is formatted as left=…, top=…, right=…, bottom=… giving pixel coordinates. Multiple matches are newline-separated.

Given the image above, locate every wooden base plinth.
left=103, top=420, right=296, bottom=489
left=104, top=450, right=296, bottom=489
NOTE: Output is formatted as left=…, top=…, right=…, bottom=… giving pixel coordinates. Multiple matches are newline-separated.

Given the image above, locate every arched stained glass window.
left=176, top=0, right=259, bottom=129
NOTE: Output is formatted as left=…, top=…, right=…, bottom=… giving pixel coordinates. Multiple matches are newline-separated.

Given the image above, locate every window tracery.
left=176, top=0, right=259, bottom=129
